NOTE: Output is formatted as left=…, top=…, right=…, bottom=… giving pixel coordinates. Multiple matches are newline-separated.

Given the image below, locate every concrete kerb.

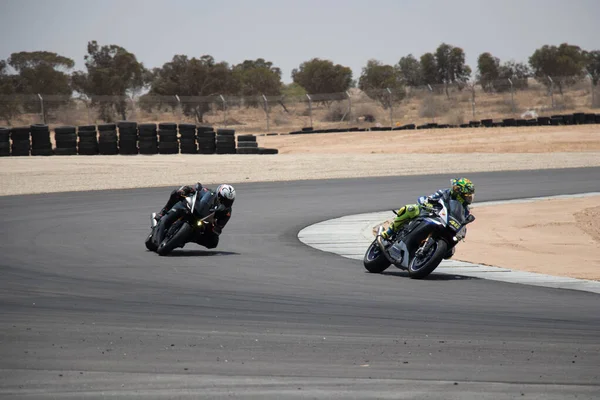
left=298, top=193, right=600, bottom=295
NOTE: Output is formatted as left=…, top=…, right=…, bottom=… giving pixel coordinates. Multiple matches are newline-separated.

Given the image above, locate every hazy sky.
left=1, top=0, right=598, bottom=83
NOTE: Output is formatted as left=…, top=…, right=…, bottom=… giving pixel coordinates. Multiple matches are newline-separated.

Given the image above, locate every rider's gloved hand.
left=422, top=201, right=435, bottom=210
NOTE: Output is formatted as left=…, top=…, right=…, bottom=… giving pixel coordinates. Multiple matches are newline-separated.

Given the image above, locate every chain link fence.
left=1, top=76, right=598, bottom=131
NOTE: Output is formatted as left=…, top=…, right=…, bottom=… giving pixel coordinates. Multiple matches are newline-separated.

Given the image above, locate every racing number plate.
left=448, top=217, right=461, bottom=231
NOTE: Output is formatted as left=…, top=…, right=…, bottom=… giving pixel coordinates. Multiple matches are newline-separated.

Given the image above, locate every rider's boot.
left=154, top=207, right=169, bottom=221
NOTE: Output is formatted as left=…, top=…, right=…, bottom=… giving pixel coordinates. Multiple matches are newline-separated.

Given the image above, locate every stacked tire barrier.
left=30, top=124, right=53, bottom=156
left=55, top=126, right=78, bottom=155
left=139, top=123, right=158, bottom=155
left=78, top=125, right=99, bottom=155
left=118, top=121, right=138, bottom=155
left=236, top=135, right=259, bottom=154
left=98, top=124, right=118, bottom=155
left=179, top=124, right=197, bottom=154
left=235, top=134, right=279, bottom=154
left=197, top=126, right=216, bottom=154
left=10, top=126, right=31, bottom=156
left=158, top=123, right=178, bottom=154
left=216, top=129, right=236, bottom=154
left=0, top=127, right=10, bottom=156
left=1, top=122, right=281, bottom=156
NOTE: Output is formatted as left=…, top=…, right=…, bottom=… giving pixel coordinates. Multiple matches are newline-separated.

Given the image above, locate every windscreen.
left=193, top=191, right=216, bottom=219
left=448, top=199, right=467, bottom=224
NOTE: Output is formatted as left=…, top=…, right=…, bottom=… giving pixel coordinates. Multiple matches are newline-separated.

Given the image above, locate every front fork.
left=415, top=233, right=434, bottom=257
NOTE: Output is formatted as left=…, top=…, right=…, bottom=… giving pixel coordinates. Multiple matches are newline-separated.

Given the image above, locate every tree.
left=232, top=58, right=282, bottom=97
left=497, top=60, right=531, bottom=90
left=396, top=54, right=422, bottom=86
left=281, top=82, right=306, bottom=97
left=7, top=51, right=74, bottom=121
left=419, top=52, right=438, bottom=85
left=584, top=50, right=600, bottom=85
left=0, top=60, right=21, bottom=125
left=72, top=41, right=148, bottom=121
left=435, top=43, right=472, bottom=86
left=145, top=54, right=237, bottom=123
left=358, top=59, right=405, bottom=108
left=291, top=58, right=353, bottom=94
left=529, top=43, right=587, bottom=93
left=476, top=52, right=500, bottom=92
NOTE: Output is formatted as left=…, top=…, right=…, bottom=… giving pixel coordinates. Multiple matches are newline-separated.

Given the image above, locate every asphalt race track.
left=1, top=167, right=600, bottom=399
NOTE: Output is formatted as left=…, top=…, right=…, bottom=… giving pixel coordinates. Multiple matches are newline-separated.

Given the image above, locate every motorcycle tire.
left=145, top=230, right=158, bottom=252
left=408, top=239, right=447, bottom=279
left=363, top=239, right=391, bottom=273
left=157, top=221, right=193, bottom=256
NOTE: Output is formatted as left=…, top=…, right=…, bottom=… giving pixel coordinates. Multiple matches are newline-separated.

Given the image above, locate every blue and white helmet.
left=217, top=184, right=236, bottom=207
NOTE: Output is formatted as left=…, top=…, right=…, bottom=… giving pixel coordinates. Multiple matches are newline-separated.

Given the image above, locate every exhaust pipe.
left=375, top=226, right=396, bottom=265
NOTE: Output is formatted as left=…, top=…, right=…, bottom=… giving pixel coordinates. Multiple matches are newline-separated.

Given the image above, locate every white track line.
left=298, top=193, right=600, bottom=294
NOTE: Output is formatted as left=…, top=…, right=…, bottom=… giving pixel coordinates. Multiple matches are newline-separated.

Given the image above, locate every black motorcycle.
left=363, top=197, right=475, bottom=279
left=145, top=185, right=218, bottom=256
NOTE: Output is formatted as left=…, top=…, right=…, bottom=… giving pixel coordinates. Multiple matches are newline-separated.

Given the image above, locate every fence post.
left=547, top=76, right=555, bottom=109
left=37, top=94, right=45, bottom=124
left=589, top=74, right=596, bottom=108
left=306, top=94, right=313, bottom=128
left=470, top=85, right=476, bottom=118
left=386, top=88, right=393, bottom=127
left=508, top=78, right=515, bottom=114
left=175, top=95, right=182, bottom=120
left=342, top=91, right=352, bottom=126
left=262, top=94, right=269, bottom=132
left=220, top=95, right=227, bottom=127
left=427, top=84, right=435, bottom=122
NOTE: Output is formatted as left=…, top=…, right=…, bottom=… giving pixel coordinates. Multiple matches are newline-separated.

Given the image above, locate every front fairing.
left=193, top=191, right=217, bottom=219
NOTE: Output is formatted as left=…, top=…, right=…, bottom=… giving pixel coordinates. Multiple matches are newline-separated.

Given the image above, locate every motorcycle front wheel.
left=408, top=239, right=447, bottom=279
left=145, top=230, right=158, bottom=252
left=157, top=221, right=193, bottom=256
left=363, top=239, right=391, bottom=273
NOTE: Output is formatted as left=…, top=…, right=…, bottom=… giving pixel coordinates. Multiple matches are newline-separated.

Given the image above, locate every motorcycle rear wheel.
left=157, top=221, right=193, bottom=256
left=408, top=239, right=447, bottom=279
left=363, top=240, right=391, bottom=273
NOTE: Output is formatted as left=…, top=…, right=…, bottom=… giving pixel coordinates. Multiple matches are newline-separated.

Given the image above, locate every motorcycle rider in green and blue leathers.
left=381, top=178, right=475, bottom=245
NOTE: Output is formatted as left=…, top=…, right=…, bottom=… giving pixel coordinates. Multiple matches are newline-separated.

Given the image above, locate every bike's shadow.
left=165, top=250, right=240, bottom=257
left=380, top=270, right=479, bottom=281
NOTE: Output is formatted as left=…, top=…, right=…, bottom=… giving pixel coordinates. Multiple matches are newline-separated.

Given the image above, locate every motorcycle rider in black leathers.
left=155, top=183, right=236, bottom=249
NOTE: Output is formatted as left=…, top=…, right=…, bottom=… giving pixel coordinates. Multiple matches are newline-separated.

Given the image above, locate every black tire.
left=54, top=147, right=77, bottom=156
left=98, top=124, right=117, bottom=132
left=237, top=134, right=256, bottom=142
left=157, top=221, right=193, bottom=256
left=158, top=122, right=177, bottom=130
left=216, top=128, right=235, bottom=136
left=236, top=147, right=260, bottom=154
left=145, top=230, right=158, bottom=252
left=197, top=131, right=216, bottom=139
left=258, top=147, right=278, bottom=154
left=0, top=127, right=9, bottom=142
left=408, top=239, right=447, bottom=279
left=237, top=141, right=258, bottom=148
left=363, top=240, right=391, bottom=273
left=79, top=125, right=98, bottom=132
